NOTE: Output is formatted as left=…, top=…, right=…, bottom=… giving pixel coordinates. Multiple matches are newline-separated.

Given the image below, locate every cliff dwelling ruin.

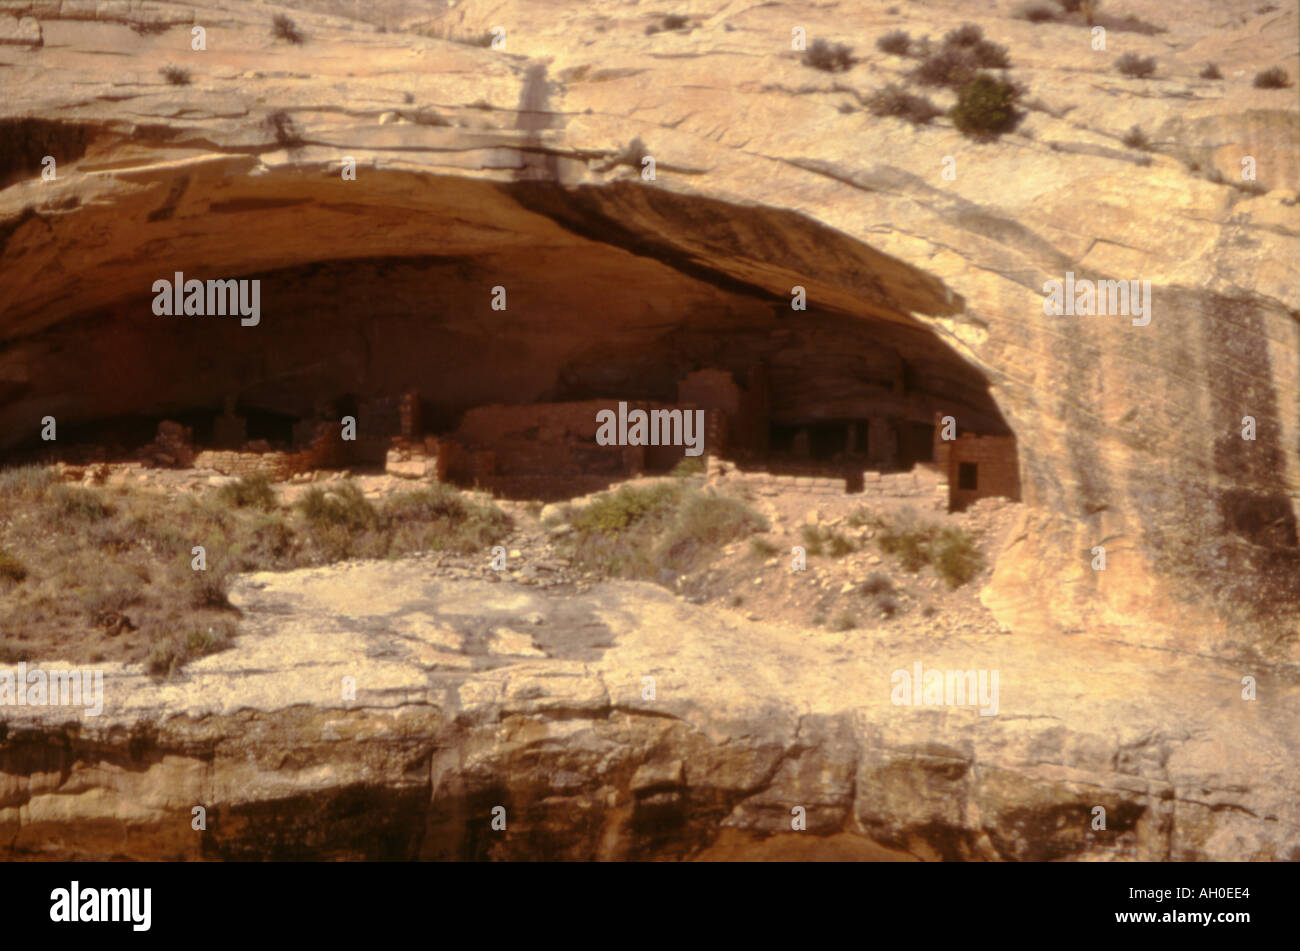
left=0, top=173, right=1019, bottom=511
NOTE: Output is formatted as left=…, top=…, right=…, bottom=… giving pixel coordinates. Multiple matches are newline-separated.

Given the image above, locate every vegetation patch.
left=1122, top=124, right=1152, bottom=150
left=0, top=468, right=511, bottom=674
left=800, top=524, right=857, bottom=558
left=159, top=65, right=191, bottom=86
left=876, top=30, right=912, bottom=55
left=556, top=483, right=767, bottom=581
left=271, top=13, right=304, bottom=44
left=867, top=85, right=943, bottom=125
left=1115, top=53, right=1157, bottom=78
left=803, top=39, right=856, bottom=73
left=871, top=510, right=985, bottom=587
left=950, top=75, right=1023, bottom=137
left=1253, top=67, right=1291, bottom=89
left=912, top=25, right=1011, bottom=87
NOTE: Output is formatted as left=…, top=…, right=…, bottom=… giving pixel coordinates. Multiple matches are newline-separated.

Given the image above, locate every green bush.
left=382, top=485, right=511, bottom=554
left=800, top=524, right=856, bottom=558
left=297, top=483, right=377, bottom=532
left=658, top=494, right=768, bottom=572
left=950, top=75, right=1022, bottom=136
left=572, top=483, right=679, bottom=537
left=933, top=527, right=985, bottom=587
left=559, top=484, right=765, bottom=580
left=216, top=474, right=277, bottom=511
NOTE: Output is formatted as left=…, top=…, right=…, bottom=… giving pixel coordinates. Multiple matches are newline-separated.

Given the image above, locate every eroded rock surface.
left=2, top=0, right=1297, bottom=641
left=2, top=562, right=1296, bottom=860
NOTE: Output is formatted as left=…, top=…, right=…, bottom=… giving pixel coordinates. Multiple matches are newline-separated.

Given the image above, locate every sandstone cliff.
left=0, top=0, right=1298, bottom=859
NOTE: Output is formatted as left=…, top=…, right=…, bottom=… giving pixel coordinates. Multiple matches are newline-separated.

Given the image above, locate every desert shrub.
left=876, top=30, right=912, bottom=55
left=159, top=65, right=191, bottom=86
left=657, top=494, right=768, bottom=572
left=1015, top=3, right=1060, bottom=22
left=1253, top=67, right=1290, bottom=88
left=662, top=14, right=690, bottom=30
left=971, top=39, right=1011, bottom=68
left=860, top=572, right=894, bottom=596
left=867, top=85, right=943, bottom=124
left=295, top=483, right=379, bottom=560
left=382, top=485, right=511, bottom=554
left=52, top=485, right=113, bottom=521
left=950, top=75, right=1022, bottom=136
left=560, top=483, right=764, bottom=580
left=1115, top=53, right=1157, bottom=78
left=800, top=525, right=856, bottom=558
left=933, top=527, right=984, bottom=587
left=803, top=38, right=855, bottom=72
left=749, top=536, right=780, bottom=558
left=832, top=612, right=857, bottom=631
left=572, top=483, right=679, bottom=537
left=1122, top=124, right=1152, bottom=150
left=912, top=46, right=978, bottom=87
left=0, top=549, right=27, bottom=583
left=216, top=474, right=277, bottom=511
left=146, top=619, right=235, bottom=677
left=172, top=549, right=233, bottom=609
left=271, top=13, right=303, bottom=44
left=877, top=524, right=933, bottom=571
left=1199, top=63, right=1222, bottom=80
left=0, top=466, right=54, bottom=501
left=943, top=24, right=985, bottom=48
left=877, top=593, right=900, bottom=618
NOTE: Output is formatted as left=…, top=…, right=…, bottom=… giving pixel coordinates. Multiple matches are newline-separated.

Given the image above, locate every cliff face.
left=3, top=564, right=1297, bottom=861
left=2, top=0, right=1296, bottom=645
left=0, top=0, right=1298, bottom=859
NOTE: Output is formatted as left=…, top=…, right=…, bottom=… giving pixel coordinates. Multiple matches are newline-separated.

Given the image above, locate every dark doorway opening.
left=958, top=462, right=978, bottom=491
left=243, top=406, right=296, bottom=446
